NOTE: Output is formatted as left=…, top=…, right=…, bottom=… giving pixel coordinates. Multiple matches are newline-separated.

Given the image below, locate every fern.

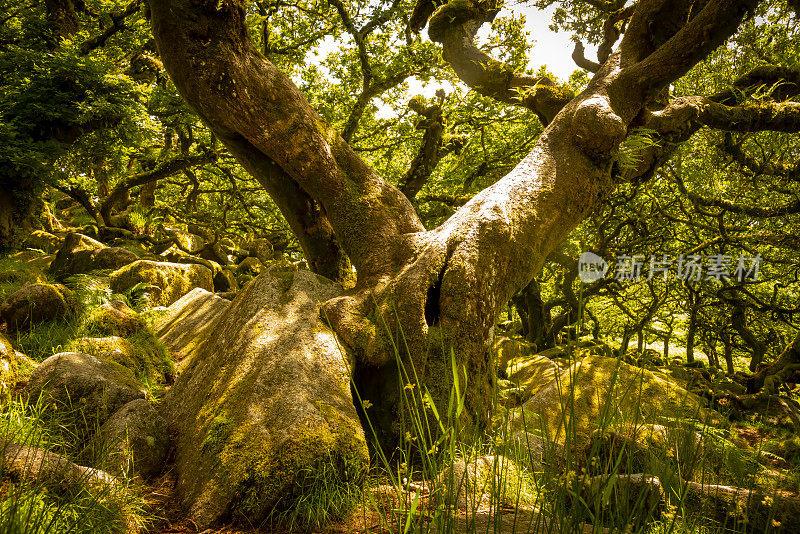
left=615, top=128, right=661, bottom=172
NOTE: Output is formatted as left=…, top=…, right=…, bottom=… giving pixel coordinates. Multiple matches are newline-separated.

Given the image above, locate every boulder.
left=1, top=439, right=115, bottom=491
left=22, top=230, right=62, bottom=253
left=109, top=260, right=213, bottom=307
left=90, top=247, right=139, bottom=271
left=436, top=455, right=532, bottom=511
left=535, top=340, right=613, bottom=361
left=49, top=232, right=107, bottom=280
left=247, top=238, right=273, bottom=264
left=71, top=335, right=172, bottom=384
left=235, top=256, right=263, bottom=277
left=503, top=430, right=566, bottom=474
left=505, top=353, right=559, bottom=401
left=0, top=283, right=73, bottom=332
left=622, top=348, right=665, bottom=368
left=85, top=300, right=145, bottom=337
left=514, top=355, right=723, bottom=444
left=22, top=353, right=145, bottom=429
left=682, top=480, right=800, bottom=532
left=92, top=399, right=169, bottom=479
left=158, top=226, right=204, bottom=254
left=161, top=269, right=368, bottom=529
left=156, top=288, right=230, bottom=371
left=212, top=268, right=238, bottom=293
left=493, top=337, right=536, bottom=373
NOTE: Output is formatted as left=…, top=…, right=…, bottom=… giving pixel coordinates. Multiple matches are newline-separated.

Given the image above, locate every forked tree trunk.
left=146, top=0, right=758, bottom=450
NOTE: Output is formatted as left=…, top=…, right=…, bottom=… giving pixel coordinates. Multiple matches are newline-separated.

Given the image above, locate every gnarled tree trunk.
left=146, top=0, right=759, bottom=451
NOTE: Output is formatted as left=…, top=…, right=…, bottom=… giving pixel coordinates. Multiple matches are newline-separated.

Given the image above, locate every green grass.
left=339, top=320, right=795, bottom=534
left=11, top=320, right=82, bottom=363
left=0, top=397, right=154, bottom=534
left=0, top=255, right=48, bottom=303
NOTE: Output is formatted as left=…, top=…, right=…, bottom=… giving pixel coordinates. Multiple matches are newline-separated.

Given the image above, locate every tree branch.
left=648, top=96, right=800, bottom=134
left=80, top=1, right=140, bottom=56
left=99, top=152, right=216, bottom=223
left=623, top=0, right=759, bottom=91
left=399, top=97, right=447, bottom=199
left=572, top=41, right=600, bottom=73
left=671, top=168, right=800, bottom=218
left=426, top=1, right=573, bottom=125
left=147, top=0, right=425, bottom=280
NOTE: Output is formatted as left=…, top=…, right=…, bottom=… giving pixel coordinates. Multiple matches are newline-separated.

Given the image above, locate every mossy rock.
left=247, top=238, right=273, bottom=264
left=91, top=399, right=169, bottom=480
left=536, top=340, right=613, bottom=360
left=90, top=247, right=139, bottom=271
left=235, top=256, right=264, bottom=277
left=155, top=288, right=230, bottom=372
left=435, top=455, right=533, bottom=512
left=48, top=232, right=107, bottom=280
left=493, top=336, right=536, bottom=373
left=109, top=260, right=213, bottom=307
left=161, top=269, right=369, bottom=529
left=85, top=300, right=146, bottom=337
left=505, top=353, right=559, bottom=401
left=213, top=268, right=238, bottom=293
left=0, top=283, right=76, bottom=332
left=513, top=355, right=724, bottom=445
left=71, top=333, right=173, bottom=384
left=22, top=352, right=145, bottom=431
left=633, top=423, right=763, bottom=485
left=22, top=230, right=63, bottom=253
left=0, top=253, right=48, bottom=298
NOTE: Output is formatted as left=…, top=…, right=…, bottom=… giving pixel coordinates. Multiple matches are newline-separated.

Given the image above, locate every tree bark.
left=722, top=330, right=735, bottom=375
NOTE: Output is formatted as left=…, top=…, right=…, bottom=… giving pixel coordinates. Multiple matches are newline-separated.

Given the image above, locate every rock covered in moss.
left=160, top=269, right=369, bottom=529
left=505, top=353, right=559, bottom=401
left=503, top=430, right=566, bottom=474
left=49, top=232, right=107, bottom=280
left=23, top=352, right=145, bottom=429
left=682, top=479, right=800, bottom=532
left=0, top=265, right=46, bottom=291
left=0, top=283, right=74, bottom=332
left=1, top=439, right=115, bottom=491
left=493, top=337, right=536, bottom=373
left=514, top=355, right=723, bottom=444
left=234, top=256, right=264, bottom=281
left=156, top=288, right=230, bottom=372
left=436, top=455, right=532, bottom=512
left=596, top=423, right=763, bottom=483
left=247, top=238, right=273, bottom=264
left=85, top=300, right=145, bottom=337
left=90, top=247, right=139, bottom=271
left=109, top=260, right=213, bottom=307
left=212, top=267, right=237, bottom=293
left=22, top=230, right=63, bottom=253
left=71, top=334, right=172, bottom=384
left=92, top=399, right=169, bottom=479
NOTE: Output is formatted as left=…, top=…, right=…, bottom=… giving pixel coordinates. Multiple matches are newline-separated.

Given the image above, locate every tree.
left=145, top=0, right=800, bottom=449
